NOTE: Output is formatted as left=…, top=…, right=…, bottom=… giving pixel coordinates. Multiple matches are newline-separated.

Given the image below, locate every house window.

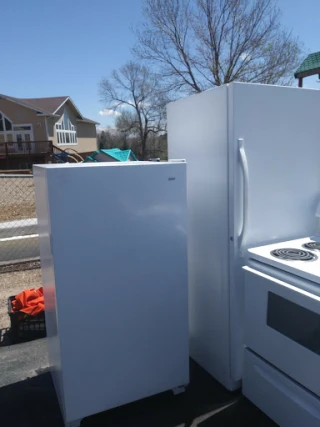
left=13, top=125, right=32, bottom=131
left=5, top=118, right=12, bottom=131
left=55, top=110, right=77, bottom=145
left=0, top=112, right=14, bottom=142
left=12, top=125, right=34, bottom=149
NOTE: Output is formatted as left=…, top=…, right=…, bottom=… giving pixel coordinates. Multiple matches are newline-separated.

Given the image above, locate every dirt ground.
left=0, top=177, right=36, bottom=222
left=0, top=266, right=42, bottom=330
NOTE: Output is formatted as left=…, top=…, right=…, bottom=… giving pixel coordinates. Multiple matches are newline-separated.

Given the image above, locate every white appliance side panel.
left=227, top=83, right=244, bottom=384
left=228, top=82, right=320, bottom=383
left=243, top=349, right=320, bottom=427
left=46, top=163, right=189, bottom=422
left=168, top=87, right=236, bottom=390
left=33, top=166, right=66, bottom=420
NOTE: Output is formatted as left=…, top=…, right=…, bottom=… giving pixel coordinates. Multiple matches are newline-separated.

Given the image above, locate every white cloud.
left=240, top=53, right=251, bottom=61
left=99, top=109, right=120, bottom=116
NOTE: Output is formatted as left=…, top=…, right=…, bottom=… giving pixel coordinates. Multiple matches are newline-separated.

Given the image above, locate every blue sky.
left=1, top=0, right=319, bottom=129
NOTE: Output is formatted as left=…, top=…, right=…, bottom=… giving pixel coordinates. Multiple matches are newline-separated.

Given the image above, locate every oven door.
left=244, top=265, right=320, bottom=397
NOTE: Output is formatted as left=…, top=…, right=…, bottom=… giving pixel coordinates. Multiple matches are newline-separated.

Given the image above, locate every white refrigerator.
left=168, top=82, right=320, bottom=391
left=33, top=161, right=189, bottom=427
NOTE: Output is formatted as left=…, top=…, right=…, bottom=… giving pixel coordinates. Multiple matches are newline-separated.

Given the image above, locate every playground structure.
left=52, top=146, right=84, bottom=163
left=83, top=148, right=138, bottom=163
left=53, top=147, right=138, bottom=164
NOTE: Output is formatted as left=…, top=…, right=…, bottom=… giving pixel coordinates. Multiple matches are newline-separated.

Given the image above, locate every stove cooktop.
left=303, top=241, right=320, bottom=252
left=247, top=238, right=320, bottom=284
left=270, top=247, right=317, bottom=262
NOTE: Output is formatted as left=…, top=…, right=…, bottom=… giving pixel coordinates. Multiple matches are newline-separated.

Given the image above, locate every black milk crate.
left=8, top=296, right=46, bottom=343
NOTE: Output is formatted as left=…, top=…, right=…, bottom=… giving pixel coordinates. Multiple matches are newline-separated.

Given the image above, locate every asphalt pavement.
left=0, top=339, right=276, bottom=427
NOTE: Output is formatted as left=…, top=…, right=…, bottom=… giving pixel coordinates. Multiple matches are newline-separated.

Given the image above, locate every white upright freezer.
left=33, top=161, right=189, bottom=427
left=168, top=82, right=320, bottom=391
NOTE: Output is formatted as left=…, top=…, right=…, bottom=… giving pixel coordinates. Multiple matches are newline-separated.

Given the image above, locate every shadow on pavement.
left=0, top=328, right=12, bottom=346
left=0, top=372, right=63, bottom=427
left=0, top=359, right=276, bottom=427
left=81, top=361, right=275, bottom=427
left=198, top=395, right=276, bottom=427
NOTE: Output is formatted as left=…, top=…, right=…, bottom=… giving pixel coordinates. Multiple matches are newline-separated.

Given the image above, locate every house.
left=83, top=148, right=138, bottom=162
left=0, top=94, right=99, bottom=169
left=294, top=51, right=320, bottom=87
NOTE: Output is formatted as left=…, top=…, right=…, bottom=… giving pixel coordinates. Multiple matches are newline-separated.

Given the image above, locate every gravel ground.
left=0, top=267, right=42, bottom=330
left=0, top=177, right=36, bottom=222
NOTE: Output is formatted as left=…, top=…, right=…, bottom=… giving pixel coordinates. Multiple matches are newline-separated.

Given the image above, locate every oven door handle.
left=238, top=138, right=249, bottom=252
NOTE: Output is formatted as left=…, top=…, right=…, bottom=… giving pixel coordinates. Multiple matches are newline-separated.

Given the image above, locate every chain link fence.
left=0, top=174, right=42, bottom=337
left=0, top=174, right=39, bottom=262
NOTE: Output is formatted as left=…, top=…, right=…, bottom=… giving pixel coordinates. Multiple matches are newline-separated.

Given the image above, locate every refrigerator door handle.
left=238, top=138, right=249, bottom=250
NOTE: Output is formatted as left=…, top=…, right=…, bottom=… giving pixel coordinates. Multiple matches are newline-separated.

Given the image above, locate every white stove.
left=247, top=237, right=320, bottom=285
left=243, top=237, right=320, bottom=427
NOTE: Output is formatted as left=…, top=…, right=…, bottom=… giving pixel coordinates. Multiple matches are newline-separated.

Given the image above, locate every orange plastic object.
left=11, top=287, right=44, bottom=316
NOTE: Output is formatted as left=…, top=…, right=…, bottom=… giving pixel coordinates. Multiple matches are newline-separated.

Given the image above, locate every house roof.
left=0, top=94, right=99, bottom=124
left=77, top=118, right=100, bottom=125
left=294, top=51, right=320, bottom=78
left=18, top=96, right=69, bottom=115
left=101, top=148, right=138, bottom=161
left=0, top=94, right=55, bottom=115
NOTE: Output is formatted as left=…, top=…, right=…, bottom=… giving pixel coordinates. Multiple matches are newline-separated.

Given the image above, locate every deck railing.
left=0, top=141, right=85, bottom=169
left=0, top=141, right=53, bottom=158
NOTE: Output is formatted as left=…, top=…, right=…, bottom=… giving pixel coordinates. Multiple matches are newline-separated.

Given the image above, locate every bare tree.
left=99, top=61, right=168, bottom=160
left=98, top=129, right=126, bottom=150
left=134, top=0, right=302, bottom=94
left=147, top=132, right=168, bottom=159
